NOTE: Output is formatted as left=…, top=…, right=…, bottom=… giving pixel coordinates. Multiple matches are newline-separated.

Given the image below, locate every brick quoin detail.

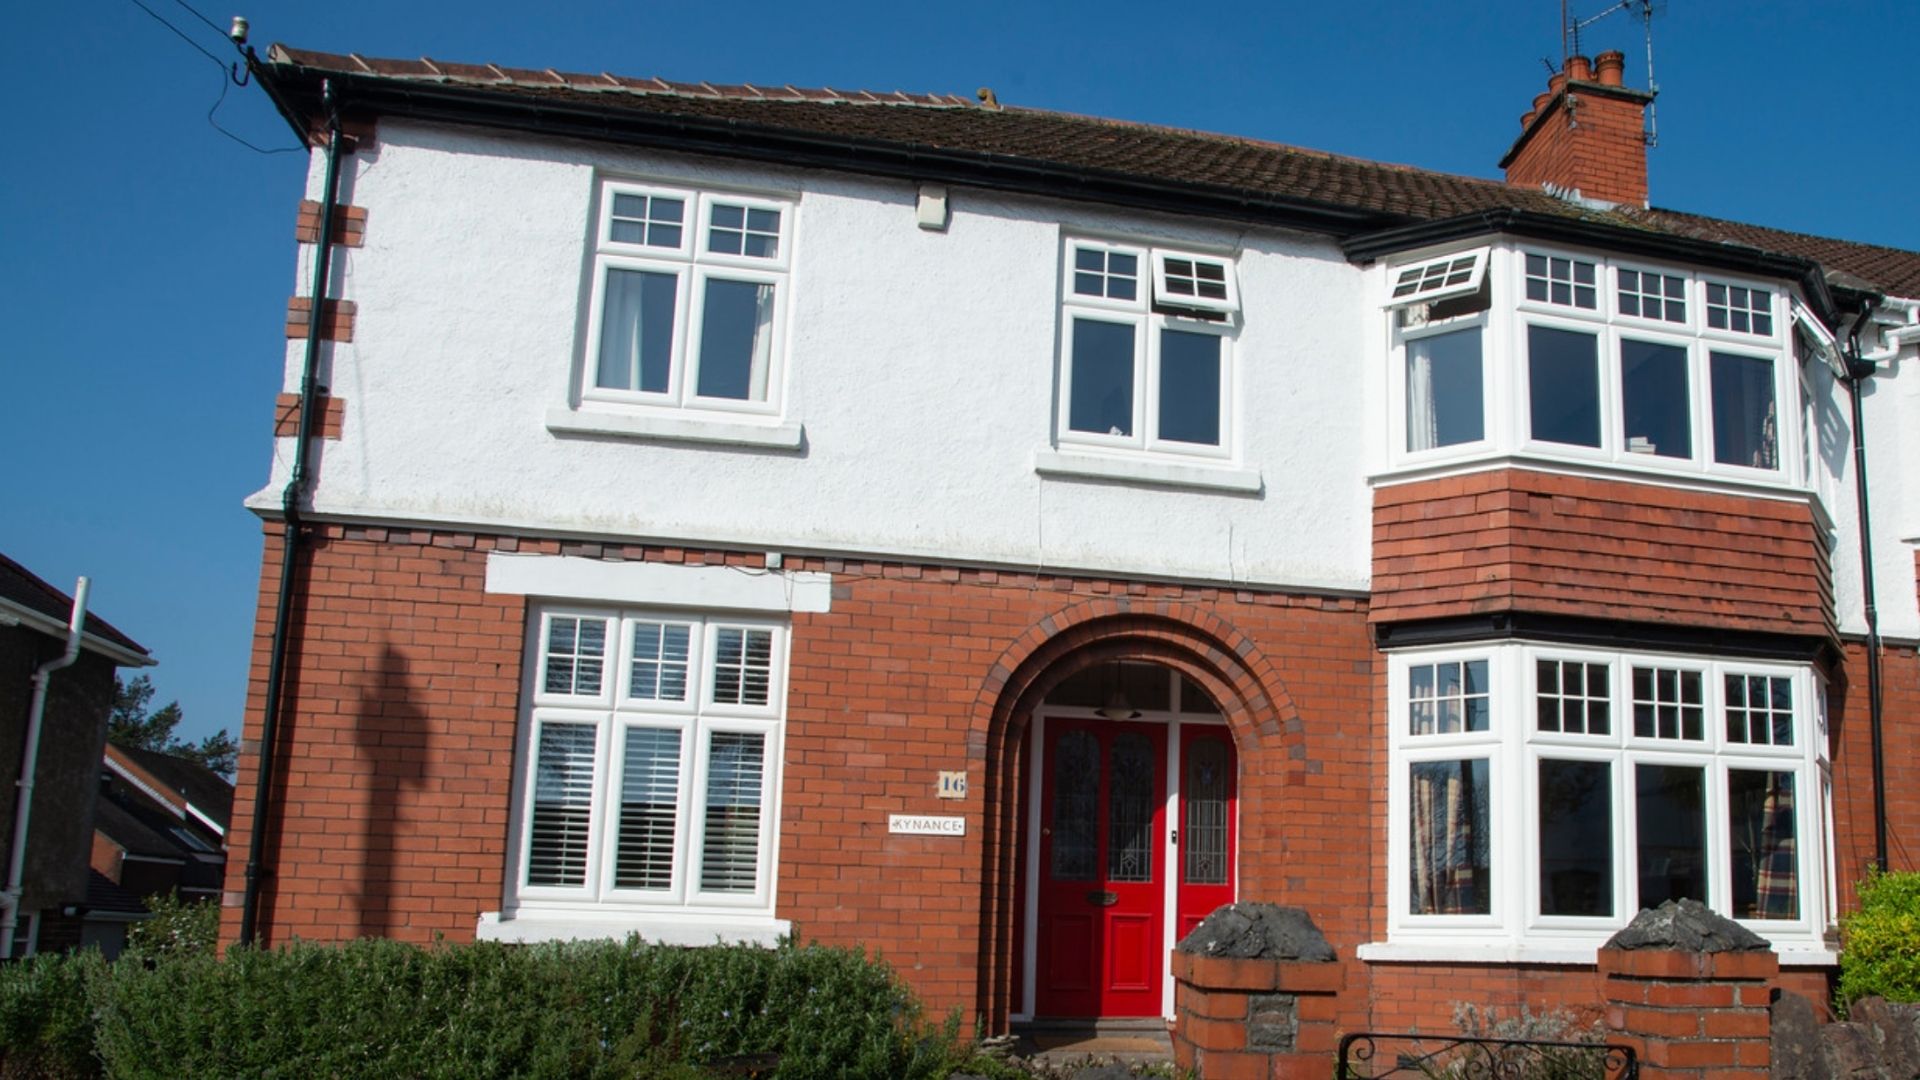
left=285, top=297, right=356, bottom=342
left=1371, top=468, right=1832, bottom=636
left=273, top=392, right=344, bottom=439
left=294, top=199, right=368, bottom=247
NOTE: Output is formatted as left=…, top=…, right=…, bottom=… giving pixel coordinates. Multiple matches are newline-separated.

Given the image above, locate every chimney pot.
left=1595, top=50, right=1626, bottom=87
left=1567, top=54, right=1593, bottom=82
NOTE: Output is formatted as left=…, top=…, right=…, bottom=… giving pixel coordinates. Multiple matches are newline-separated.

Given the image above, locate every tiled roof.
left=263, top=46, right=1920, bottom=300
left=113, top=743, right=233, bottom=829
left=0, top=551, right=148, bottom=655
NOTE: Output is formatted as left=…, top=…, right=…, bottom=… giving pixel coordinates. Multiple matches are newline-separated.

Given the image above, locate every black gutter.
left=1343, top=209, right=1843, bottom=328
left=252, top=62, right=1393, bottom=240
left=1841, top=311, right=1889, bottom=873
left=238, top=78, right=345, bottom=948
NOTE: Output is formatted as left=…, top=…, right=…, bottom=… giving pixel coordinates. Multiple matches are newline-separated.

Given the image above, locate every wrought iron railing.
left=1337, top=1031, right=1637, bottom=1079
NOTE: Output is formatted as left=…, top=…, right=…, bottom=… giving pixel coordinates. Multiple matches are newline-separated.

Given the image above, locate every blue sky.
left=2, top=1, right=1912, bottom=744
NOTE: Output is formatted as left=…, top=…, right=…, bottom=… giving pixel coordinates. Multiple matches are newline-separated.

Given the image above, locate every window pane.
left=595, top=269, right=677, bottom=394
left=630, top=621, right=692, bottom=701
left=1729, top=770, right=1798, bottom=920
left=1158, top=329, right=1221, bottom=446
left=1632, top=666, right=1703, bottom=741
left=544, top=616, right=607, bottom=696
left=1107, top=732, right=1156, bottom=884
left=527, top=722, right=597, bottom=887
left=1621, top=339, right=1692, bottom=458
left=1537, top=660, right=1610, bottom=735
left=1539, top=759, right=1613, bottom=917
left=1528, top=325, right=1601, bottom=447
left=700, top=732, right=765, bottom=893
left=1184, top=736, right=1230, bottom=884
left=1726, top=674, right=1794, bottom=746
left=1051, top=730, right=1099, bottom=882
left=711, top=627, right=773, bottom=706
left=1405, top=327, right=1483, bottom=450
left=1408, top=759, right=1490, bottom=915
left=1068, top=318, right=1136, bottom=437
left=614, top=728, right=681, bottom=890
left=695, top=279, right=776, bottom=401
left=1636, top=764, right=1706, bottom=907
left=1711, top=352, right=1778, bottom=469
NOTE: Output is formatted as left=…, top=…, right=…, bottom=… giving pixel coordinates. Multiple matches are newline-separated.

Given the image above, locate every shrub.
left=123, top=894, right=218, bottom=961
left=69, top=935, right=971, bottom=1079
left=1838, top=867, right=1920, bottom=1012
left=0, top=949, right=106, bottom=1080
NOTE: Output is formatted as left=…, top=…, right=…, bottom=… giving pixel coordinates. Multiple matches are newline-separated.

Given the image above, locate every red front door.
left=1036, top=717, right=1166, bottom=1018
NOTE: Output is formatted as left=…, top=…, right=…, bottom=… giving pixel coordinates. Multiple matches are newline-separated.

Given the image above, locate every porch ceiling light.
left=1097, top=661, right=1141, bottom=721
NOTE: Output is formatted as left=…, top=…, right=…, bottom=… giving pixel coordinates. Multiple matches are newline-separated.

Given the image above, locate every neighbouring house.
left=93, top=743, right=231, bottom=904
left=226, top=42, right=1920, bottom=1038
left=0, top=554, right=154, bottom=957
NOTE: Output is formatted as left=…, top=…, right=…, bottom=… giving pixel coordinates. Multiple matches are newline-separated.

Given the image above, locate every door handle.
left=1087, top=890, right=1118, bottom=907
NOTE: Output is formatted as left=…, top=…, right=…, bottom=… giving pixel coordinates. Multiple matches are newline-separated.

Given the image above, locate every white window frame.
left=580, top=179, right=794, bottom=419
left=505, top=606, right=787, bottom=926
left=1057, top=238, right=1237, bottom=461
left=1383, top=242, right=1808, bottom=488
left=1382, top=643, right=1831, bottom=961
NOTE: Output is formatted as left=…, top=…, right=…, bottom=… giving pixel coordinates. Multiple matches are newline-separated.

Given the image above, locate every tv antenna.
left=1560, top=0, right=1663, bottom=146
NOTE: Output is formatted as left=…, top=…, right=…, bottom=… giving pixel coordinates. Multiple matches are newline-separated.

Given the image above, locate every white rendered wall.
left=258, top=120, right=1375, bottom=592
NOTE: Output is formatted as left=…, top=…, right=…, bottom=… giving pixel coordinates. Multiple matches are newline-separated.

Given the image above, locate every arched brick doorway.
left=969, top=605, right=1295, bottom=1031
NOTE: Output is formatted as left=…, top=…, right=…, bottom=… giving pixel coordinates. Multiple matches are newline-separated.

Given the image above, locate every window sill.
left=1358, top=939, right=1838, bottom=967
left=546, top=407, right=804, bottom=450
left=477, top=910, right=791, bottom=948
left=1033, top=448, right=1262, bottom=495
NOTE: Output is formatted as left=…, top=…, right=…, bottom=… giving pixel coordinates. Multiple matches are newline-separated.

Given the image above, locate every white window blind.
left=700, top=732, right=766, bottom=893
left=614, top=727, right=683, bottom=890
left=527, top=722, right=598, bottom=886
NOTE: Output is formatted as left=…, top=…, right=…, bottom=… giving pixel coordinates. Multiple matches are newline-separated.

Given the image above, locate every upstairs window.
left=514, top=608, right=785, bottom=918
left=1706, top=282, right=1775, bottom=336
left=1059, top=239, right=1237, bottom=457
left=585, top=180, right=792, bottom=414
left=1524, top=253, right=1597, bottom=310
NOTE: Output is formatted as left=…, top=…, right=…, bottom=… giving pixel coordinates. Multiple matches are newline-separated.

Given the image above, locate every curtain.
left=1406, top=340, right=1437, bottom=452
left=1410, top=759, right=1486, bottom=914
left=1753, top=772, right=1797, bottom=918
left=747, top=283, right=775, bottom=402
left=596, top=269, right=650, bottom=391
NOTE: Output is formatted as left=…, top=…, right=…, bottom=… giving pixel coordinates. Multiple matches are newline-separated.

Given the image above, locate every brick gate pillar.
left=1171, top=903, right=1345, bottom=1079
left=1598, top=898, right=1778, bottom=1079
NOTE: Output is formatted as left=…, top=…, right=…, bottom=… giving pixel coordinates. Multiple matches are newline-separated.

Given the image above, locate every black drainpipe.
left=240, top=80, right=345, bottom=947
left=1841, top=314, right=1889, bottom=874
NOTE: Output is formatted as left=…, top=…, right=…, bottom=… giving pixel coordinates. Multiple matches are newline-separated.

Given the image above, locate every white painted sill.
left=477, top=910, right=791, bottom=948
left=546, top=407, right=804, bottom=450
left=1033, top=448, right=1263, bottom=494
left=1358, top=940, right=1839, bottom=967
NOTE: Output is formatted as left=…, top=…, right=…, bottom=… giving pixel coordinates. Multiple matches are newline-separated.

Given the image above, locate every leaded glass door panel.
left=1036, top=717, right=1166, bottom=1018
left=1174, top=725, right=1237, bottom=941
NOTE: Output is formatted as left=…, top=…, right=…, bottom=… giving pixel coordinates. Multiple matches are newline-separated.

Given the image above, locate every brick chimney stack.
left=1500, top=49, right=1656, bottom=207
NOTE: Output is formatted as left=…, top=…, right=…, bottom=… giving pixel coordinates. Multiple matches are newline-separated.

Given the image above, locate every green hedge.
left=1838, top=867, right=1920, bottom=1012
left=1, top=936, right=984, bottom=1080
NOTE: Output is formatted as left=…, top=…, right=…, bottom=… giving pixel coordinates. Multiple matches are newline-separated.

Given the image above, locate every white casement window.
left=510, top=608, right=785, bottom=922
left=1058, top=239, right=1237, bottom=457
left=583, top=180, right=792, bottom=415
left=1385, top=644, right=1830, bottom=960
left=1388, top=247, right=1493, bottom=455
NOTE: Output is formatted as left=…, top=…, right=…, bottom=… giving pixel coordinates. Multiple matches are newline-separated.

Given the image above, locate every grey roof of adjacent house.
left=0, top=551, right=149, bottom=658
left=258, top=46, right=1920, bottom=303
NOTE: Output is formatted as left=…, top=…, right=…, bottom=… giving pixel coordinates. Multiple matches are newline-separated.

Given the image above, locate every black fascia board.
left=257, top=62, right=1397, bottom=239
left=1344, top=209, right=1843, bottom=327
left=1372, top=611, right=1834, bottom=666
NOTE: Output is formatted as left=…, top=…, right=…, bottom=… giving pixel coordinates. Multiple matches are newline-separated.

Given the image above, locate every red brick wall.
left=1372, top=469, right=1832, bottom=636
left=220, top=524, right=1384, bottom=1026
left=1830, top=638, right=1920, bottom=895
left=273, top=392, right=345, bottom=439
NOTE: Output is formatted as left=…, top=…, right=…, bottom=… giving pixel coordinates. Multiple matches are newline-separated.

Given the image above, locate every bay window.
left=1386, top=245, right=1806, bottom=487
left=1385, top=644, right=1830, bottom=959
left=507, top=607, right=786, bottom=930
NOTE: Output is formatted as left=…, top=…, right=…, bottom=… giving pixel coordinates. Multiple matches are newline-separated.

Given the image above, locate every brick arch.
left=968, top=599, right=1303, bottom=1032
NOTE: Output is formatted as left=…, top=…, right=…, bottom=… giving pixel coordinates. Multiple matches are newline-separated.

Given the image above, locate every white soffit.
left=484, top=553, right=832, bottom=614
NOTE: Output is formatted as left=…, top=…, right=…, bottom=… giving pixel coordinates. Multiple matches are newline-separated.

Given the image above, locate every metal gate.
left=1336, top=1031, right=1637, bottom=1078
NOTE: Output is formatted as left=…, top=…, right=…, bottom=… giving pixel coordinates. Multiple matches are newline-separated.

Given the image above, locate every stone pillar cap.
left=1603, top=898, right=1771, bottom=953
left=1174, top=902, right=1335, bottom=961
